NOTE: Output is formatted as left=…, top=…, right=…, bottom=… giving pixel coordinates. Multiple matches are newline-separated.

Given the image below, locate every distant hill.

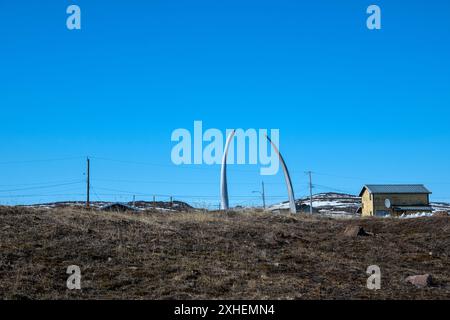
left=22, top=200, right=193, bottom=212
left=17, top=193, right=450, bottom=215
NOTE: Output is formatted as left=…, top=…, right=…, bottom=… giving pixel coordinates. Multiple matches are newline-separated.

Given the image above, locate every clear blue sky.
left=1, top=0, right=449, bottom=207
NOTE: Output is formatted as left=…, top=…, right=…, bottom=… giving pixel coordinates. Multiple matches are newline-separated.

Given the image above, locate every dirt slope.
left=0, top=206, right=449, bottom=299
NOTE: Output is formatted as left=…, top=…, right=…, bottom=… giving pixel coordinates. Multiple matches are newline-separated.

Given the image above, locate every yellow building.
left=358, top=184, right=432, bottom=217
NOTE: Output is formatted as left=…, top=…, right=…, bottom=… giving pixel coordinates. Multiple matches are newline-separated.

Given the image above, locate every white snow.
left=431, top=202, right=450, bottom=212
left=308, top=200, right=359, bottom=207
left=399, top=212, right=448, bottom=219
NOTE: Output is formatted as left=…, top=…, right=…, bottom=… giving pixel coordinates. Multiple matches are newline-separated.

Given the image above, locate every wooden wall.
left=361, top=189, right=429, bottom=217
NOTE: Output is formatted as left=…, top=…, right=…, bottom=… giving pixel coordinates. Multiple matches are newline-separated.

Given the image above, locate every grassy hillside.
left=0, top=206, right=449, bottom=299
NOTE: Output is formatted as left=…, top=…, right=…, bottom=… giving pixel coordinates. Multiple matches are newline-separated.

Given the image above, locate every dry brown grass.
left=0, top=206, right=449, bottom=300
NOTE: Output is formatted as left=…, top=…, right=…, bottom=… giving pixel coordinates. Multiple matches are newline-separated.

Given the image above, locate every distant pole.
left=153, top=195, right=156, bottom=207
left=170, top=196, right=173, bottom=207
left=86, top=157, right=90, bottom=209
left=133, top=195, right=135, bottom=207
left=307, top=171, right=313, bottom=214
left=253, top=182, right=266, bottom=210
left=261, top=181, right=266, bottom=209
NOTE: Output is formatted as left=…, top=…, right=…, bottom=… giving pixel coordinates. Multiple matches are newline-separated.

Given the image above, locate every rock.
left=343, top=226, right=371, bottom=237
left=405, top=274, right=433, bottom=287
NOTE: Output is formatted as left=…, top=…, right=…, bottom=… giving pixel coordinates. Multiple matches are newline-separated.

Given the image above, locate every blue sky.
left=0, top=0, right=449, bottom=206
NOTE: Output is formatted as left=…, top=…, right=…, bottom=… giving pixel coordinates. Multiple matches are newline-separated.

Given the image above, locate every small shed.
left=359, top=184, right=432, bottom=217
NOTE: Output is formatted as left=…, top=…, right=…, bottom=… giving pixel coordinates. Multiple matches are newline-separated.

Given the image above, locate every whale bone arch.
left=220, top=131, right=297, bottom=214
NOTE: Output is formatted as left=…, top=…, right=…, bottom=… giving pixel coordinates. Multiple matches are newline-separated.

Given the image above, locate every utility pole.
left=253, top=181, right=266, bottom=210
left=307, top=171, right=313, bottom=214
left=261, top=181, right=266, bottom=210
left=132, top=195, right=135, bottom=208
left=86, top=157, right=90, bottom=209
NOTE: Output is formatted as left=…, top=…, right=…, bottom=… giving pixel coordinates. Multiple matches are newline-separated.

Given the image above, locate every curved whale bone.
left=220, top=130, right=235, bottom=210
left=265, top=134, right=297, bottom=214
left=219, top=130, right=297, bottom=214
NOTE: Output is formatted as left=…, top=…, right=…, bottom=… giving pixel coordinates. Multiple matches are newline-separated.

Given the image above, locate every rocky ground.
left=0, top=206, right=449, bottom=299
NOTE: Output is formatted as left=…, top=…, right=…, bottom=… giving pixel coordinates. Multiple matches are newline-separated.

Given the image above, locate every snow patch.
left=399, top=212, right=447, bottom=219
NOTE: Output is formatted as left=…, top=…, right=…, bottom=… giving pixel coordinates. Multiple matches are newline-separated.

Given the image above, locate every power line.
left=0, top=179, right=84, bottom=187
left=0, top=193, right=87, bottom=198
left=0, top=156, right=83, bottom=165
left=1, top=155, right=450, bottom=184
left=91, top=178, right=286, bottom=186
left=90, top=187, right=290, bottom=199
left=0, top=181, right=84, bottom=193
left=89, top=185, right=103, bottom=202
left=90, top=156, right=280, bottom=173
left=0, top=155, right=448, bottom=206
left=313, top=183, right=354, bottom=195
left=312, top=171, right=369, bottom=181
left=86, top=156, right=313, bottom=178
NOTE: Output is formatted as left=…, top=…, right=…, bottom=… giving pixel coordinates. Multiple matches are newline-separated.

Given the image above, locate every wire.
left=90, top=187, right=290, bottom=199
left=0, top=179, right=84, bottom=187
left=91, top=178, right=285, bottom=186
left=90, top=156, right=270, bottom=173
left=0, top=155, right=448, bottom=206
left=0, top=181, right=84, bottom=193
left=89, top=185, right=103, bottom=202
left=0, top=156, right=83, bottom=165
left=312, top=183, right=354, bottom=195
left=311, top=171, right=369, bottom=181
left=0, top=193, right=86, bottom=198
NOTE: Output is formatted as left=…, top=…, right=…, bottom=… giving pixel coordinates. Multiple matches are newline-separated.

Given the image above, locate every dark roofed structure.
left=359, top=184, right=432, bottom=217
left=359, top=184, right=431, bottom=197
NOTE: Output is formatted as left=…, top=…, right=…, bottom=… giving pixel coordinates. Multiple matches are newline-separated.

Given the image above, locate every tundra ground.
left=0, top=206, right=449, bottom=299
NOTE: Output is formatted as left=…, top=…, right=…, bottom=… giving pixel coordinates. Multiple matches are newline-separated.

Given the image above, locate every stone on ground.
left=405, top=274, right=433, bottom=287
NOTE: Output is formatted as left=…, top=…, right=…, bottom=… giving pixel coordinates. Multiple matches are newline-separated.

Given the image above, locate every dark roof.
left=359, top=184, right=431, bottom=196
left=100, top=203, right=138, bottom=212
